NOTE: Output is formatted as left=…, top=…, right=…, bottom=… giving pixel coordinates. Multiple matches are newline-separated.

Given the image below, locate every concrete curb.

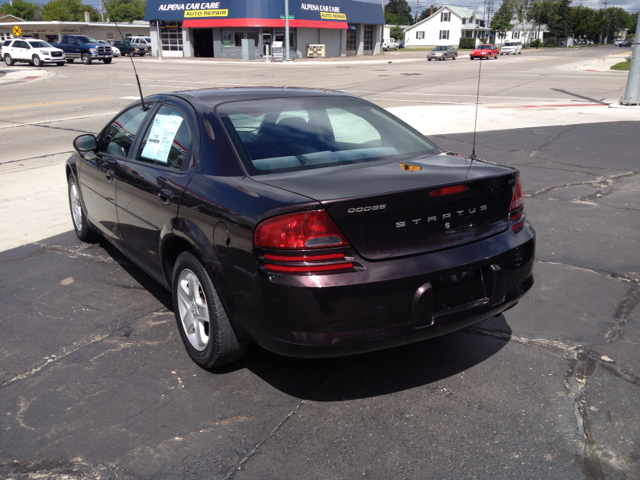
left=0, top=67, right=47, bottom=85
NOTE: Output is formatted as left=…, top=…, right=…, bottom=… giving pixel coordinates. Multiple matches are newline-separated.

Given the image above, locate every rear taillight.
left=510, top=176, right=525, bottom=232
left=255, top=210, right=353, bottom=274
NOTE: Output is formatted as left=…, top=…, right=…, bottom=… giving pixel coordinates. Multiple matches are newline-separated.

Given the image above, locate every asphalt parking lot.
left=1, top=47, right=639, bottom=479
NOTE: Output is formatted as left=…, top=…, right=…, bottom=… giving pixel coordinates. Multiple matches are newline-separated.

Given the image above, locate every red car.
left=470, top=44, right=499, bottom=60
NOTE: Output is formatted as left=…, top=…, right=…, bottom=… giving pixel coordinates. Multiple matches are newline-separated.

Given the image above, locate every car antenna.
left=469, top=50, right=483, bottom=162
left=101, top=3, right=148, bottom=111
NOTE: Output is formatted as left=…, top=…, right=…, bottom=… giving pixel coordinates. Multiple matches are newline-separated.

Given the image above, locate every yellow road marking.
left=0, top=97, right=117, bottom=111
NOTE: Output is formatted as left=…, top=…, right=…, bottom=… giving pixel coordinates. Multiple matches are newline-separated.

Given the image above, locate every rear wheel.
left=68, top=175, right=99, bottom=242
left=81, top=52, right=91, bottom=65
left=32, top=55, right=42, bottom=67
left=172, top=251, right=248, bottom=368
left=4, top=54, right=14, bottom=66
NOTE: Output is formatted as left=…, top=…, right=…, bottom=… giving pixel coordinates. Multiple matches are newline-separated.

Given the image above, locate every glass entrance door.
left=262, top=33, right=272, bottom=55
left=346, top=25, right=357, bottom=55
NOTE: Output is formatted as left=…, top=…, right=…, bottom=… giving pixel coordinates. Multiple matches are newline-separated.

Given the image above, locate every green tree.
left=491, top=0, right=515, bottom=40
left=103, top=0, right=146, bottom=23
left=42, top=0, right=100, bottom=21
left=529, top=0, right=558, bottom=45
left=548, top=0, right=572, bottom=39
left=390, top=25, right=405, bottom=41
left=602, top=7, right=632, bottom=43
left=570, top=5, right=599, bottom=41
left=385, top=0, right=413, bottom=25
left=0, top=0, right=42, bottom=21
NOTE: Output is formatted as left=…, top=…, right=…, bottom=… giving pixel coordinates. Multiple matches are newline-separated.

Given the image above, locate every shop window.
left=222, top=30, right=232, bottom=47
left=160, top=22, right=183, bottom=51
left=246, top=31, right=258, bottom=47
left=364, top=25, right=373, bottom=50
left=234, top=31, right=245, bottom=47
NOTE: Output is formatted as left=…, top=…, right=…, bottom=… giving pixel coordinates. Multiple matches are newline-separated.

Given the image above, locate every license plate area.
left=432, top=268, right=487, bottom=314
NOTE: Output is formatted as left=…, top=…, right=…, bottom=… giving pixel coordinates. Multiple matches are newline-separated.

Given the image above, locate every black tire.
left=103, top=58, right=112, bottom=64
left=57, top=62, right=65, bottom=66
left=67, top=58, right=75, bottom=63
left=32, top=55, right=42, bottom=67
left=427, top=58, right=432, bottom=61
left=68, top=175, right=99, bottom=242
left=4, top=54, right=14, bottom=66
left=453, top=54, right=457, bottom=60
left=139, top=52, right=145, bottom=57
left=442, top=55, right=446, bottom=61
left=172, top=251, right=247, bottom=368
left=81, top=52, right=91, bottom=65
left=470, top=57, right=474, bottom=60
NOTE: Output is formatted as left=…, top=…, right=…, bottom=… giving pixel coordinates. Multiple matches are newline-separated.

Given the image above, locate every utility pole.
left=415, top=0, right=420, bottom=23
left=284, top=0, right=291, bottom=61
left=620, top=7, right=640, bottom=105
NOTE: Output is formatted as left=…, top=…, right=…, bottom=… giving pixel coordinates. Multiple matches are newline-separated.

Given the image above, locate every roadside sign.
left=13, top=25, right=22, bottom=36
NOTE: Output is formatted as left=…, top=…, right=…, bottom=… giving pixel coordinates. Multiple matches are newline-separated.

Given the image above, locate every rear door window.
left=135, top=105, right=192, bottom=170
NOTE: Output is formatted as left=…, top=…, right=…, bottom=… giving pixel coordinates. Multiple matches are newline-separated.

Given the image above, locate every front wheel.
left=427, top=58, right=432, bottom=61
left=68, top=175, right=99, bottom=242
left=453, top=54, right=457, bottom=60
left=81, top=52, right=91, bottom=65
left=4, top=54, right=14, bottom=66
left=57, top=62, right=65, bottom=66
left=172, top=251, right=248, bottom=368
left=32, top=55, right=42, bottom=67
left=103, top=58, right=112, bottom=64
left=66, top=58, right=74, bottom=63
left=470, top=57, right=474, bottom=60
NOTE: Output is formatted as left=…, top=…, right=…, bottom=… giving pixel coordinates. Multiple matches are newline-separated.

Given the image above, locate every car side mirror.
left=74, top=134, right=97, bottom=152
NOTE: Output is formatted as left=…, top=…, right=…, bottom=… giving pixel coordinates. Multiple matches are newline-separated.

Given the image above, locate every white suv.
left=500, top=42, right=522, bottom=55
left=3, top=38, right=66, bottom=66
left=130, top=36, right=152, bottom=54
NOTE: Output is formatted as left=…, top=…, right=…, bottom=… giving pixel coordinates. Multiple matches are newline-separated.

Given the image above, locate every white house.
left=404, top=6, right=490, bottom=47
left=498, top=22, right=550, bottom=45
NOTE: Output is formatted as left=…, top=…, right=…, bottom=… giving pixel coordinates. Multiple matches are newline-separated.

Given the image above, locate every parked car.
left=51, top=35, right=112, bottom=64
left=619, top=39, right=631, bottom=48
left=130, top=36, right=152, bottom=53
left=470, top=44, right=499, bottom=60
left=109, top=40, right=146, bottom=56
left=427, top=45, right=458, bottom=61
left=398, top=41, right=405, bottom=49
left=67, top=87, right=535, bottom=368
left=3, top=38, right=65, bottom=66
left=383, top=39, right=399, bottom=51
left=1, top=39, right=11, bottom=58
left=500, top=42, right=522, bottom=55
left=110, top=45, right=121, bottom=57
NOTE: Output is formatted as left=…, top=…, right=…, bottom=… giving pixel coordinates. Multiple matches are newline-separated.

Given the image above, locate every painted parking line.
left=0, top=97, right=117, bottom=111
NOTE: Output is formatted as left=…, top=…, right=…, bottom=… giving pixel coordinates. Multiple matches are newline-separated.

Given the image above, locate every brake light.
left=429, top=185, right=469, bottom=197
left=510, top=176, right=525, bottom=232
left=255, top=210, right=348, bottom=249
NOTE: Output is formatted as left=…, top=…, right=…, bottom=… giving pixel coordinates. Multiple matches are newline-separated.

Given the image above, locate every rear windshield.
left=217, top=96, right=440, bottom=175
left=76, top=36, right=99, bottom=44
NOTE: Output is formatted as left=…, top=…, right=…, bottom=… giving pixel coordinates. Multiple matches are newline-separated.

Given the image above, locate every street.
left=1, top=46, right=639, bottom=479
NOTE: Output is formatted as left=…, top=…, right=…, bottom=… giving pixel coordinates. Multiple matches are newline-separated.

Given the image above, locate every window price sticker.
left=141, top=114, right=183, bottom=163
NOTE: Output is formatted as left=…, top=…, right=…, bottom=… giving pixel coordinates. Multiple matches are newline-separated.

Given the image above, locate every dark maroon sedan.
left=470, top=44, right=499, bottom=60
left=67, top=87, right=534, bottom=368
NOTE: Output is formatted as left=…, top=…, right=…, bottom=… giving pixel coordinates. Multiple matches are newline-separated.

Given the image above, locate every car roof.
left=161, top=87, right=353, bottom=109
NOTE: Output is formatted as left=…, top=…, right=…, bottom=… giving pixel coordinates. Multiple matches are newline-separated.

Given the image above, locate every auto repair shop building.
left=144, top=0, right=385, bottom=59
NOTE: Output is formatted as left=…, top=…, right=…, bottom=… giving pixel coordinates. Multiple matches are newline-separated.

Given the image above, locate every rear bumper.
left=217, top=222, right=535, bottom=358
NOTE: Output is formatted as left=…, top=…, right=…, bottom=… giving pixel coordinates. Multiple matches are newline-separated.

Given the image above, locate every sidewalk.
left=0, top=67, right=47, bottom=85
left=577, top=50, right=631, bottom=72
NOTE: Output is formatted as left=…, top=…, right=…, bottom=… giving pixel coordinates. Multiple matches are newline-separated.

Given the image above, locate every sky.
left=1, top=0, right=638, bottom=17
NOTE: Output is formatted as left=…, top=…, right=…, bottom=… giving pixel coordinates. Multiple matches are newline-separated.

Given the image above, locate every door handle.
left=158, top=189, right=174, bottom=206
left=105, top=169, right=115, bottom=183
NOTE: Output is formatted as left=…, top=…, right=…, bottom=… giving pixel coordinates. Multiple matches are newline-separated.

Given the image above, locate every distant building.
left=0, top=20, right=149, bottom=44
left=404, top=6, right=490, bottom=47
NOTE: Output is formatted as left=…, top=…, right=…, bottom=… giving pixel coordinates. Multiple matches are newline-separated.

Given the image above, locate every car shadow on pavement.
left=216, top=316, right=512, bottom=401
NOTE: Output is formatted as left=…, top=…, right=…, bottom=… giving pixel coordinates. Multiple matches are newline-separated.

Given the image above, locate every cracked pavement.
left=0, top=121, right=638, bottom=479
